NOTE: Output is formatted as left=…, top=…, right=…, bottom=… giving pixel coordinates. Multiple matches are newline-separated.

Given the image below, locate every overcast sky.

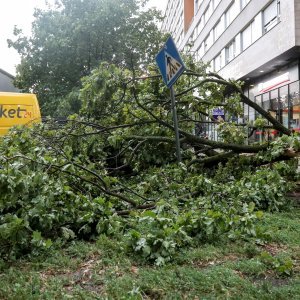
left=0, top=0, right=167, bottom=75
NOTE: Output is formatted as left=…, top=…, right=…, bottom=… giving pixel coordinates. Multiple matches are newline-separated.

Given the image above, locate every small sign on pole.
left=156, top=37, right=186, bottom=162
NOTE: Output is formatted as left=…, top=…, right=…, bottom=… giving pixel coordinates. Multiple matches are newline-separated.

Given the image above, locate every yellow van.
left=0, top=92, right=41, bottom=136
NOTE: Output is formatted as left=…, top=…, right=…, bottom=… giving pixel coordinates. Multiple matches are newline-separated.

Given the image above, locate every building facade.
left=162, top=0, right=300, bottom=132
left=0, top=68, right=19, bottom=92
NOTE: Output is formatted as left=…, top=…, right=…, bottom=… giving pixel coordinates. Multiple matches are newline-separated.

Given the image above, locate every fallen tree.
left=0, top=61, right=299, bottom=262
left=77, top=62, right=298, bottom=170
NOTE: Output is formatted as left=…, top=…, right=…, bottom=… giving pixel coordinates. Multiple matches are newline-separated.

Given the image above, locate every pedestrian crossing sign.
left=156, top=36, right=185, bottom=88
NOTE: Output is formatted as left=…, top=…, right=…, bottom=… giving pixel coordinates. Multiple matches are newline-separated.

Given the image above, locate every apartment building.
left=0, top=68, right=18, bottom=92
left=162, top=0, right=300, bottom=132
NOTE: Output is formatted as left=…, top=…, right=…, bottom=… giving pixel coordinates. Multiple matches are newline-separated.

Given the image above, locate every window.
left=204, top=31, right=213, bottom=52
left=189, top=31, right=195, bottom=43
left=195, top=0, right=205, bottom=13
left=214, top=52, right=223, bottom=72
left=240, top=0, right=250, bottom=9
left=241, top=23, right=252, bottom=50
left=225, top=39, right=236, bottom=63
left=195, top=0, right=201, bottom=13
left=176, top=16, right=181, bottom=31
left=241, top=15, right=262, bottom=50
left=195, top=0, right=199, bottom=12
left=194, top=49, right=199, bottom=61
left=263, top=0, right=280, bottom=32
left=252, top=13, right=263, bottom=42
left=177, top=30, right=183, bottom=45
left=204, top=2, right=213, bottom=23
left=214, top=18, right=225, bottom=41
left=209, top=60, right=214, bottom=72
left=225, top=1, right=239, bottom=27
left=198, top=42, right=205, bottom=57
left=197, top=17, right=204, bottom=34
left=214, top=0, right=221, bottom=8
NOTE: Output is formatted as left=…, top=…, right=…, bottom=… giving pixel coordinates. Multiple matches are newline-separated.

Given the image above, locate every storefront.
left=244, top=63, right=300, bottom=141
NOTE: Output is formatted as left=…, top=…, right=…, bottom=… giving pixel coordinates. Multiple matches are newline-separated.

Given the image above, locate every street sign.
left=155, top=36, right=185, bottom=162
left=156, top=36, right=185, bottom=88
left=212, top=108, right=225, bottom=121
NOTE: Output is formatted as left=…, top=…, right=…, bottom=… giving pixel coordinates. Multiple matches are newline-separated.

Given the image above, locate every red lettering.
left=24, top=111, right=32, bottom=119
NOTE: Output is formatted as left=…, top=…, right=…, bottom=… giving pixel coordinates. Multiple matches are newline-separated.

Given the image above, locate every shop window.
left=263, top=0, right=280, bottom=32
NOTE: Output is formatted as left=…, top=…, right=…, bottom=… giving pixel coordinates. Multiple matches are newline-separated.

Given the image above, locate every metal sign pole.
left=155, top=36, right=185, bottom=163
left=170, top=86, right=182, bottom=162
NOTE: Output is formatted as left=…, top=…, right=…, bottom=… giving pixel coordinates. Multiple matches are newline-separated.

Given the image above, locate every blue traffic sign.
left=156, top=36, right=186, bottom=88
left=212, top=108, right=225, bottom=121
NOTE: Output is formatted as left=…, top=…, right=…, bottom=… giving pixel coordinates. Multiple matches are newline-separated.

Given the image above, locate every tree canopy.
left=8, top=0, right=165, bottom=115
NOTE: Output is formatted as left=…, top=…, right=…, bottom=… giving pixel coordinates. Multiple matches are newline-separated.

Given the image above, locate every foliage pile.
left=0, top=121, right=297, bottom=263
left=1, top=40, right=300, bottom=264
